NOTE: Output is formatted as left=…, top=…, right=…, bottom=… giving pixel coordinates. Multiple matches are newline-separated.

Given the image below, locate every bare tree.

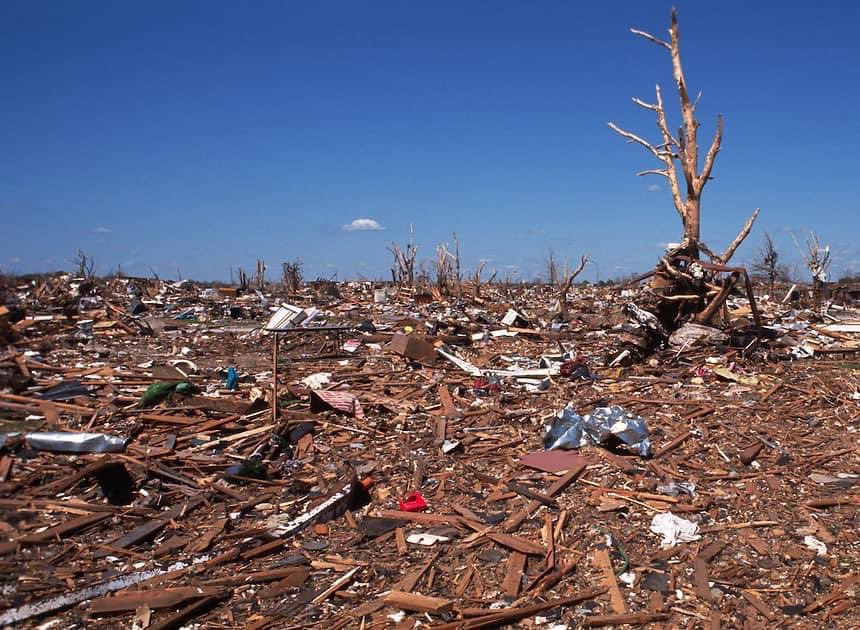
left=793, top=231, right=831, bottom=290
left=545, top=248, right=559, bottom=286
left=282, top=258, right=303, bottom=294
left=255, top=259, right=266, bottom=291
left=470, top=260, right=497, bottom=299
left=752, top=232, right=787, bottom=292
left=451, top=233, right=462, bottom=297
left=556, top=254, right=589, bottom=313
left=433, top=233, right=464, bottom=297
left=236, top=267, right=249, bottom=292
left=435, top=242, right=454, bottom=295
left=608, top=9, right=758, bottom=263
left=71, top=250, right=95, bottom=279
left=388, top=224, right=418, bottom=287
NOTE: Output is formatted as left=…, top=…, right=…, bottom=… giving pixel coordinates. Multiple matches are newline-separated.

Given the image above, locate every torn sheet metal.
left=0, top=554, right=213, bottom=626
left=25, top=432, right=129, bottom=453
left=266, top=478, right=365, bottom=538
left=544, top=404, right=652, bottom=457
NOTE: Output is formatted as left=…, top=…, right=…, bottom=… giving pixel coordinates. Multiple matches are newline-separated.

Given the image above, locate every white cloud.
left=8, top=257, right=21, bottom=264
left=342, top=218, right=385, bottom=232
left=647, top=184, right=661, bottom=193
left=92, top=226, right=112, bottom=233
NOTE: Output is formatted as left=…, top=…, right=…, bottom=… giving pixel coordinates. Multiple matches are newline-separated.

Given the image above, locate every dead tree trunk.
left=794, top=231, right=831, bottom=305
left=609, top=9, right=758, bottom=263
left=388, top=225, right=418, bottom=288
left=282, top=258, right=303, bottom=294
left=255, top=259, right=266, bottom=291
left=556, top=255, right=589, bottom=316
left=608, top=9, right=761, bottom=331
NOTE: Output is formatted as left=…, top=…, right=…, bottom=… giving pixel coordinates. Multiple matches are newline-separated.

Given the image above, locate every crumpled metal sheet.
left=544, top=404, right=652, bottom=457
left=25, top=432, right=129, bottom=454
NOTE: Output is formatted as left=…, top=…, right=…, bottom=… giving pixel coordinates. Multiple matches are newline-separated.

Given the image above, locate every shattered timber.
left=2, top=9, right=859, bottom=630
left=0, top=264, right=858, bottom=629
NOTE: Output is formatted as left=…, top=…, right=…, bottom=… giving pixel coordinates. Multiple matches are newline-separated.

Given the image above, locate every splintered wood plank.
left=454, top=566, right=474, bottom=597
left=593, top=547, right=626, bottom=614
left=693, top=556, right=711, bottom=602
left=503, top=463, right=586, bottom=533
left=432, top=589, right=608, bottom=630
left=311, top=567, right=359, bottom=604
left=18, top=512, right=110, bottom=545
left=544, top=512, right=555, bottom=569
left=438, top=385, right=459, bottom=417
left=395, top=527, right=408, bottom=555
left=502, top=552, right=526, bottom=597
left=393, top=553, right=437, bottom=593
left=383, top=591, right=453, bottom=614
left=485, top=532, right=545, bottom=556
left=93, top=500, right=202, bottom=559
left=187, top=518, right=227, bottom=553
left=742, top=590, right=778, bottom=621
left=147, top=595, right=223, bottom=630
left=90, top=587, right=223, bottom=613
left=583, top=612, right=670, bottom=627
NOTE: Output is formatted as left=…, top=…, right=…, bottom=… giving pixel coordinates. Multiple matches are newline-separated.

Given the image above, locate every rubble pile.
left=0, top=273, right=857, bottom=628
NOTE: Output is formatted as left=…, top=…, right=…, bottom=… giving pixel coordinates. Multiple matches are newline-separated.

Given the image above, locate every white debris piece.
left=301, top=372, right=332, bottom=389
left=406, top=533, right=450, bottom=546
left=804, top=535, right=828, bottom=556
left=649, top=512, right=701, bottom=548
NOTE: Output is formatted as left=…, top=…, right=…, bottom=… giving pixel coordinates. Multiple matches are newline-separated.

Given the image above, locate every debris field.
left=0, top=274, right=857, bottom=628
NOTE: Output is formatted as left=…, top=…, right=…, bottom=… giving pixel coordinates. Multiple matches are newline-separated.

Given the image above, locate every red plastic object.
left=398, top=491, right=427, bottom=512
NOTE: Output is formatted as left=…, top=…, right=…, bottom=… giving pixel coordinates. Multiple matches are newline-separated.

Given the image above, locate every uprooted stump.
left=611, top=251, right=764, bottom=364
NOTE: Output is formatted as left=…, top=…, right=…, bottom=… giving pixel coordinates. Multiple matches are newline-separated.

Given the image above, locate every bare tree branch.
left=632, top=97, right=659, bottom=112
left=653, top=86, right=680, bottom=149
left=558, top=254, right=589, bottom=308
left=607, top=122, right=662, bottom=159
left=653, top=85, right=685, bottom=219
left=669, top=8, right=698, bottom=189
left=696, top=115, right=723, bottom=194
left=698, top=240, right=718, bottom=262
left=630, top=27, right=671, bottom=50
left=717, top=208, right=760, bottom=264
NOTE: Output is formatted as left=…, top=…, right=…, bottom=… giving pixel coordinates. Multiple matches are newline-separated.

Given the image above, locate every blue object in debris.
left=226, top=366, right=238, bottom=390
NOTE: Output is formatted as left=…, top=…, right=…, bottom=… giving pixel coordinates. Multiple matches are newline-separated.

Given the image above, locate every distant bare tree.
left=433, top=233, right=464, bottom=297
left=470, top=260, right=497, bottom=299
left=388, top=224, right=418, bottom=287
left=282, top=258, right=303, bottom=294
left=451, top=233, right=462, bottom=296
left=236, top=267, right=249, bottom=291
left=545, top=248, right=559, bottom=286
left=556, top=254, right=589, bottom=313
left=71, top=250, right=95, bottom=279
left=752, top=232, right=787, bottom=292
left=435, top=242, right=453, bottom=294
left=255, top=259, right=266, bottom=290
left=793, top=231, right=831, bottom=290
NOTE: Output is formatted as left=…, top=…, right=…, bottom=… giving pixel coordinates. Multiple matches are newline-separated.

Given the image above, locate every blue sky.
left=2, top=1, right=859, bottom=282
